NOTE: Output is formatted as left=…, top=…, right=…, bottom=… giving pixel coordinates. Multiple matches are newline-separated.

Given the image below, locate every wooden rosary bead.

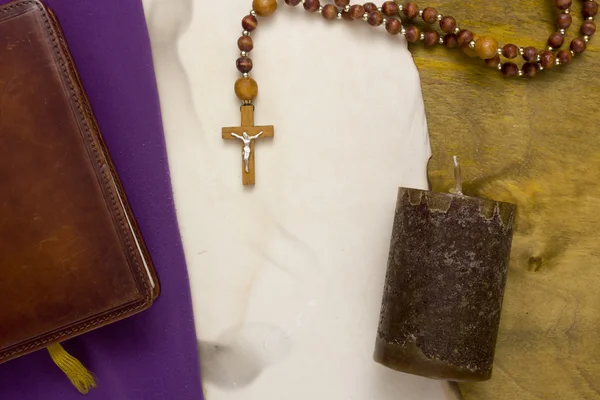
left=556, top=13, right=572, bottom=29
left=583, top=0, right=599, bottom=18
left=571, top=37, right=587, bottom=53
left=548, top=32, right=564, bottom=49
left=403, top=2, right=419, bottom=19
left=485, top=55, right=500, bottom=68
left=555, top=0, right=572, bottom=10
left=342, top=10, right=354, bottom=20
left=238, top=36, right=254, bottom=52
left=474, top=36, right=499, bottom=59
left=252, top=0, right=277, bottom=17
left=234, top=77, right=258, bottom=101
left=502, top=43, right=519, bottom=59
left=424, top=30, right=440, bottom=46
left=405, top=25, right=421, bottom=43
left=242, top=15, right=258, bottom=31
left=522, top=46, right=538, bottom=62
left=284, top=0, right=301, bottom=5
left=236, top=56, right=253, bottom=73
left=522, top=62, right=538, bottom=77
left=322, top=4, right=338, bottom=20
left=440, top=16, right=457, bottom=34
left=539, top=50, right=555, bottom=68
left=349, top=4, right=365, bottom=19
left=443, top=33, right=458, bottom=48
left=382, top=1, right=399, bottom=16
left=457, top=29, right=474, bottom=46
left=557, top=49, right=573, bottom=64
left=582, top=20, right=596, bottom=36
left=501, top=62, right=519, bottom=77
left=303, top=0, right=320, bottom=12
left=334, top=0, right=350, bottom=6
left=422, top=7, right=438, bottom=24
left=386, top=18, right=402, bottom=34
left=364, top=2, right=378, bottom=13
left=368, top=11, right=384, bottom=26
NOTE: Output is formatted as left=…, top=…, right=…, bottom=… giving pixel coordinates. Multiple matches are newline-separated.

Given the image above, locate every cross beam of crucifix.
left=222, top=105, right=274, bottom=186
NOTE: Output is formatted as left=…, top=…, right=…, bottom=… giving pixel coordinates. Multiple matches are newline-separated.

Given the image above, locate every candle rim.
left=396, top=186, right=517, bottom=207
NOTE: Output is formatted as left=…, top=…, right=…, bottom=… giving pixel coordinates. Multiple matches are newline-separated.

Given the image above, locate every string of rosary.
left=232, top=0, right=597, bottom=103
left=222, top=0, right=596, bottom=185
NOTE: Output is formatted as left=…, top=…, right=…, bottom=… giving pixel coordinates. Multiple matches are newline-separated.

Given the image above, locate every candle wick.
left=452, top=156, right=463, bottom=195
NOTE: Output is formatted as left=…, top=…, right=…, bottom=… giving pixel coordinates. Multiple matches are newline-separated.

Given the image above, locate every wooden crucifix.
left=222, top=105, right=274, bottom=185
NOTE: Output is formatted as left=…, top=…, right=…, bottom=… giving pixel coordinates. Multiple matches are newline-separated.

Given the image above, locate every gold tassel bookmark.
left=47, top=343, right=97, bottom=394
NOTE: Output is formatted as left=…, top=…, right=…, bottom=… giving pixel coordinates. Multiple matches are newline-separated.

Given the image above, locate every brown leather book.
left=0, top=0, right=160, bottom=364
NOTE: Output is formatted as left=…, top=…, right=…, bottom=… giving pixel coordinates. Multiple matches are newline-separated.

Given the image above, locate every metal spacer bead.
left=571, top=49, right=575, bottom=56
left=536, top=54, right=541, bottom=62
left=250, top=10, right=257, bottom=16
left=362, top=12, right=369, bottom=21
left=419, top=9, right=423, bottom=17
left=398, top=4, right=403, bottom=12
left=437, top=14, right=443, bottom=21
left=584, top=35, right=590, bottom=42
left=469, top=40, right=476, bottom=48
left=555, top=58, right=561, bottom=65
left=401, top=27, right=406, bottom=35
left=519, top=47, right=524, bottom=55
left=497, top=48, right=503, bottom=55
left=420, top=32, right=426, bottom=41
left=378, top=6, right=382, bottom=12
left=337, top=12, right=343, bottom=19
left=588, top=16, right=594, bottom=20
left=497, top=63, right=503, bottom=71
left=243, top=30, right=250, bottom=36
left=538, top=64, right=544, bottom=71
left=242, top=100, right=253, bottom=105
left=548, top=46, right=554, bottom=51
left=344, top=5, right=351, bottom=12
left=318, top=5, right=323, bottom=12
left=559, top=28, right=566, bottom=35
left=518, top=69, right=524, bottom=77
left=439, top=37, right=444, bottom=44
left=242, top=72, right=249, bottom=78
left=241, top=51, right=247, bottom=57
left=564, top=8, right=570, bottom=14
left=454, top=27, right=460, bottom=34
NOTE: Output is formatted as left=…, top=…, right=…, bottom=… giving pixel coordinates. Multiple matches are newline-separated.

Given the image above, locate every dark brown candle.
left=374, top=166, right=515, bottom=382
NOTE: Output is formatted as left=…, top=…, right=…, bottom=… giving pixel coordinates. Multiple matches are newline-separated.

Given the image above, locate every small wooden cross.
left=222, top=105, right=274, bottom=185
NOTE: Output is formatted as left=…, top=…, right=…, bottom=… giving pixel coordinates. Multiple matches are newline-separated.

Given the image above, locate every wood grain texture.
left=405, top=0, right=600, bottom=398
left=222, top=105, right=274, bottom=185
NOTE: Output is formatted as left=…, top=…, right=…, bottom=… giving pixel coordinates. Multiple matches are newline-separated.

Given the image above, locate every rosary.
left=222, top=0, right=596, bottom=185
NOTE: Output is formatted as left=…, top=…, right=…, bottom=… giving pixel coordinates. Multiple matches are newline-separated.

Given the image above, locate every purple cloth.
left=0, top=1, right=203, bottom=399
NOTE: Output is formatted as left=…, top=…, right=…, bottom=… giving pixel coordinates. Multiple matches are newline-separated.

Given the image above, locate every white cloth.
left=143, top=1, right=449, bottom=398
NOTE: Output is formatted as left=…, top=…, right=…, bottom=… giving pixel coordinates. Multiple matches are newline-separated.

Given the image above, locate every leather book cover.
left=0, top=0, right=160, bottom=364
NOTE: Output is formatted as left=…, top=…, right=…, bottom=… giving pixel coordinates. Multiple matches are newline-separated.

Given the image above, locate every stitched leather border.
left=45, top=5, right=154, bottom=299
left=0, top=0, right=158, bottom=362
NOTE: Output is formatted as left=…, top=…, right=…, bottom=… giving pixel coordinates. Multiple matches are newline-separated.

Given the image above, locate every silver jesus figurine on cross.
left=229, top=131, right=264, bottom=173
left=222, top=105, right=274, bottom=185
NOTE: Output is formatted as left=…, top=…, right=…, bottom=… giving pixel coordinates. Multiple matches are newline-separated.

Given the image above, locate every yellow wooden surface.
left=406, top=0, right=600, bottom=398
